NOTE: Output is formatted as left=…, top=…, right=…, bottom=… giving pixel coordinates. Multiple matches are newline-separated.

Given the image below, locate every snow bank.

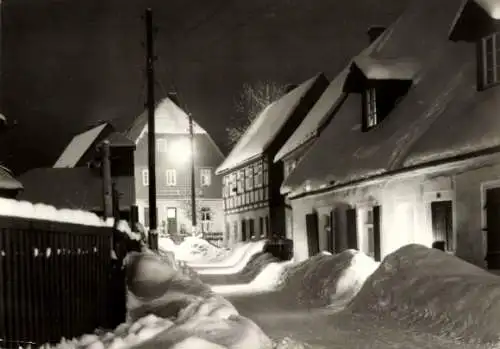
left=158, top=236, right=228, bottom=263
left=188, top=242, right=260, bottom=269
left=210, top=261, right=295, bottom=296
left=346, top=244, right=500, bottom=344
left=200, top=252, right=279, bottom=285
left=0, top=197, right=113, bottom=227
left=194, top=241, right=268, bottom=275
left=272, top=250, right=379, bottom=309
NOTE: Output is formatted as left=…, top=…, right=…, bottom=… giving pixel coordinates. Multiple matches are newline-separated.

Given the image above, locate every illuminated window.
left=200, top=168, right=211, bottom=186
left=142, top=169, right=149, bottom=186
left=156, top=138, right=167, bottom=152
left=165, top=169, right=176, bottom=186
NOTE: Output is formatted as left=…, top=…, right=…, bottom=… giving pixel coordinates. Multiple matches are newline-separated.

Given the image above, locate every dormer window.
left=479, top=32, right=500, bottom=89
left=364, top=88, right=378, bottom=129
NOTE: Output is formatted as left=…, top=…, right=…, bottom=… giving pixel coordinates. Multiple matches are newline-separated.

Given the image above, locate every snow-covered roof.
left=127, top=97, right=206, bottom=143
left=274, top=29, right=393, bottom=163
left=53, top=123, right=108, bottom=168
left=216, top=74, right=326, bottom=174
left=18, top=167, right=134, bottom=211
left=353, top=56, right=421, bottom=81
left=283, top=0, right=473, bottom=197
left=474, top=0, right=500, bottom=19
left=0, top=165, right=23, bottom=191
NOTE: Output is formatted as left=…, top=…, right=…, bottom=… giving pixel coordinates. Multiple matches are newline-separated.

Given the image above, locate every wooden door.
left=306, top=213, right=320, bottom=257
left=241, top=220, right=247, bottom=241
left=373, top=205, right=382, bottom=261
left=431, top=201, right=453, bottom=251
left=486, top=188, right=500, bottom=269
left=346, top=208, right=358, bottom=250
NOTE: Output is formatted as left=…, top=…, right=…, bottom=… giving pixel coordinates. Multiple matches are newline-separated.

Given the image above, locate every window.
left=142, top=169, right=149, bottom=186
left=165, top=169, right=176, bottom=186
left=230, top=173, right=237, bottom=196
left=245, top=166, right=254, bottom=191
left=156, top=138, right=167, bottom=152
left=363, top=88, right=378, bottom=130
left=480, top=33, right=500, bottom=88
left=201, top=207, right=212, bottom=233
left=431, top=200, right=453, bottom=251
left=254, top=163, right=263, bottom=188
left=200, top=168, right=212, bottom=186
left=237, top=170, right=244, bottom=193
left=223, top=176, right=229, bottom=198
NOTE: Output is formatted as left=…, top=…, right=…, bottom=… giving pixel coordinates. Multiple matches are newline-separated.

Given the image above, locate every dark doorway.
left=306, top=212, right=320, bottom=257
left=241, top=220, right=247, bottom=241
left=373, top=205, right=382, bottom=262
left=249, top=219, right=255, bottom=238
left=346, top=208, right=358, bottom=249
left=485, top=189, right=500, bottom=269
left=431, top=200, right=453, bottom=252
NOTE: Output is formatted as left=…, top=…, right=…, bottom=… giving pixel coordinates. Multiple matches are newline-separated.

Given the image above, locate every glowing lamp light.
left=168, top=138, right=192, bottom=164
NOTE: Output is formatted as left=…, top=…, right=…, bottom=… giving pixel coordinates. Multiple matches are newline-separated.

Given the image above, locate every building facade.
left=127, top=97, right=225, bottom=237
left=282, top=0, right=500, bottom=269
left=216, top=74, right=329, bottom=245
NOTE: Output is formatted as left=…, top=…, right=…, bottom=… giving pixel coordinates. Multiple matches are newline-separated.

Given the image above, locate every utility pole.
left=188, top=113, right=197, bottom=235
left=101, top=140, right=113, bottom=219
left=145, top=8, right=158, bottom=250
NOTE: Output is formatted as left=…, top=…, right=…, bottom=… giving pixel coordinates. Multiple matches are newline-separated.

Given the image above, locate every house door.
left=324, top=210, right=336, bottom=254
left=166, top=208, right=177, bottom=234
left=249, top=219, right=255, bottom=239
left=241, top=220, right=247, bottom=241
left=306, top=212, right=320, bottom=257
left=346, top=208, right=358, bottom=250
left=373, top=205, right=382, bottom=262
left=431, top=200, right=453, bottom=251
left=485, top=188, right=500, bottom=269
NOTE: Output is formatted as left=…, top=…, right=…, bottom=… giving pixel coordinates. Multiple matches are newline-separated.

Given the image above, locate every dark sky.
left=0, top=0, right=408, bottom=174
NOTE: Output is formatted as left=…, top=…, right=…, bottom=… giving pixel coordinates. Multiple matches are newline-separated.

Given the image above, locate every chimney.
left=285, top=84, right=298, bottom=93
left=167, top=92, right=181, bottom=107
left=367, top=26, right=386, bottom=43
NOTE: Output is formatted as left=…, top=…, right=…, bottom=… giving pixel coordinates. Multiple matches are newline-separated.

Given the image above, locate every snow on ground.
left=200, top=252, right=279, bottom=285
left=158, top=236, right=229, bottom=263
left=187, top=241, right=266, bottom=269
left=0, top=197, right=113, bottom=227
left=224, top=249, right=379, bottom=310
left=345, top=244, right=500, bottom=344
left=194, top=240, right=268, bottom=275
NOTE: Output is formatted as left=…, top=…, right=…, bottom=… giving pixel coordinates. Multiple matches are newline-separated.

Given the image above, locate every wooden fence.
left=0, top=216, right=123, bottom=348
left=202, top=232, right=224, bottom=248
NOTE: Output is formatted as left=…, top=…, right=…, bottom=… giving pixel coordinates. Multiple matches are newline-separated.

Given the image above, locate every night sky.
left=0, top=0, right=408, bottom=174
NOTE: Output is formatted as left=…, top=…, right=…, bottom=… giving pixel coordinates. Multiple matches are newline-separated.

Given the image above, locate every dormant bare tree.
left=226, top=81, right=287, bottom=147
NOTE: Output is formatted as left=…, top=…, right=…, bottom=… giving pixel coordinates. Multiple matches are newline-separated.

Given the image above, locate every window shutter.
left=373, top=205, right=382, bottom=262
left=306, top=212, right=320, bottom=257
left=346, top=208, right=358, bottom=249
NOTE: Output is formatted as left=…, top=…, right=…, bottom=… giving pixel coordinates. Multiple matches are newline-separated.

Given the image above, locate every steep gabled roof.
left=53, top=123, right=109, bottom=168
left=216, top=74, right=326, bottom=174
left=0, top=165, right=23, bottom=191
left=474, top=0, right=500, bottom=18
left=274, top=30, right=393, bottom=163
left=283, top=0, right=470, bottom=197
left=18, top=167, right=134, bottom=211
left=126, top=97, right=206, bottom=143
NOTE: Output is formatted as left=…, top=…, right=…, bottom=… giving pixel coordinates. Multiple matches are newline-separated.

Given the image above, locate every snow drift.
left=0, top=197, right=113, bottom=227
left=194, top=240, right=268, bottom=275
left=188, top=241, right=266, bottom=269
left=200, top=252, right=279, bottom=285
left=46, top=251, right=273, bottom=349
left=158, top=236, right=228, bottom=263
left=346, top=244, right=500, bottom=344
left=224, top=250, right=379, bottom=312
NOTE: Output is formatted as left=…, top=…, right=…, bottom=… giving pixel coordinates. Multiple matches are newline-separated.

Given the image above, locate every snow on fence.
left=0, top=214, right=121, bottom=348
